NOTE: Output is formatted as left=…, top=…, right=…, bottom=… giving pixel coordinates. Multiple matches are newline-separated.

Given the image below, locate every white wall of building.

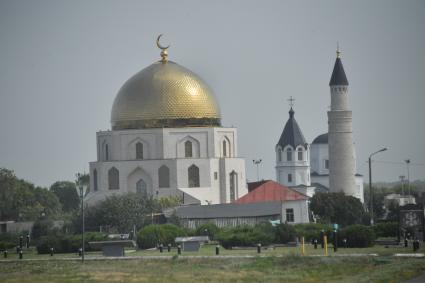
left=87, top=127, right=247, bottom=206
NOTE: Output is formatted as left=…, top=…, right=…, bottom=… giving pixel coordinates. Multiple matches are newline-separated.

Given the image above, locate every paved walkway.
left=1, top=253, right=423, bottom=262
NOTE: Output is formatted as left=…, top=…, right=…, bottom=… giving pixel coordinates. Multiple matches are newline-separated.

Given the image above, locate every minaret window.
left=136, top=142, right=144, bottom=159
left=188, top=164, right=200, bottom=187
left=158, top=165, right=170, bottom=188
left=288, top=174, right=292, bottom=183
left=229, top=171, right=238, bottom=202
left=278, top=148, right=282, bottom=162
left=324, top=159, right=329, bottom=169
left=286, top=149, right=292, bottom=161
left=222, top=140, right=227, bottom=157
left=108, top=167, right=119, bottom=190
left=185, top=141, right=193, bottom=158
left=93, top=169, right=98, bottom=191
left=297, top=148, right=303, bottom=161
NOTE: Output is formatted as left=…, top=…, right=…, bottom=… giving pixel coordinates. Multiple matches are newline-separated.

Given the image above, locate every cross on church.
left=287, top=96, right=295, bottom=108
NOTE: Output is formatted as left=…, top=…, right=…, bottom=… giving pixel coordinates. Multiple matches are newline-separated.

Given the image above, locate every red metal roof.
left=236, top=180, right=308, bottom=204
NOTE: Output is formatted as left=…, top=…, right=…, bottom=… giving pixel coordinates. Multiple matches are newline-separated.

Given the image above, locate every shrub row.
left=137, top=224, right=187, bottom=249
left=36, top=232, right=108, bottom=254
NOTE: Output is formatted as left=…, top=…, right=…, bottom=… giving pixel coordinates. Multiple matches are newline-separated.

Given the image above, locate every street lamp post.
left=399, top=175, right=405, bottom=196
left=252, top=159, right=262, bottom=181
left=368, top=147, right=388, bottom=226
left=76, top=173, right=88, bottom=263
left=405, top=159, right=411, bottom=196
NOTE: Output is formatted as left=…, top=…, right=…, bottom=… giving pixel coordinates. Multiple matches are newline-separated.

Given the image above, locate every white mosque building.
left=85, top=37, right=247, bottom=206
left=275, top=50, right=364, bottom=202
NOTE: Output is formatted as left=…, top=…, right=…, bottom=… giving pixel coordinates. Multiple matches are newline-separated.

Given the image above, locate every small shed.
left=89, top=240, right=136, bottom=257
left=175, top=236, right=209, bottom=252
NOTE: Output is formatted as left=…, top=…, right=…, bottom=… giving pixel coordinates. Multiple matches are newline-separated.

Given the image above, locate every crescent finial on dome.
left=157, top=34, right=170, bottom=63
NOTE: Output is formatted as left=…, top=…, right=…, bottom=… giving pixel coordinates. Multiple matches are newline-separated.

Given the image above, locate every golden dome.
left=111, top=59, right=221, bottom=130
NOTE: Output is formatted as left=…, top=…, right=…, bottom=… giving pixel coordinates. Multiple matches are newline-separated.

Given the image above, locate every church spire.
left=329, top=46, right=348, bottom=86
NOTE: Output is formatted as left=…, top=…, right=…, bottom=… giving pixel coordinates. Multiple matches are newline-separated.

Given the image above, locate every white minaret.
left=275, top=97, right=311, bottom=187
left=328, top=48, right=356, bottom=197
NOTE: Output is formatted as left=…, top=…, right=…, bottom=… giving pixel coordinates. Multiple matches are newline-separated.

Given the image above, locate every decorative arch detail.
left=108, top=167, right=119, bottom=190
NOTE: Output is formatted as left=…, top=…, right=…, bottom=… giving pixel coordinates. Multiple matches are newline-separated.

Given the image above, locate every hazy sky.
left=1, top=0, right=424, bottom=188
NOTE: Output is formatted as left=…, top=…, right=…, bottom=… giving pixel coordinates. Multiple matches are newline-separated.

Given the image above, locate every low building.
left=173, top=180, right=310, bottom=229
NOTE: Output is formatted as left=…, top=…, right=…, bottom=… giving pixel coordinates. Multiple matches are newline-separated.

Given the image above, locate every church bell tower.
left=327, top=48, right=356, bottom=196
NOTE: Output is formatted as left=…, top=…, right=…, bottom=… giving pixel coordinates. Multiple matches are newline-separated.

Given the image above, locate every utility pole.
left=405, top=159, right=411, bottom=196
left=399, top=175, right=405, bottom=196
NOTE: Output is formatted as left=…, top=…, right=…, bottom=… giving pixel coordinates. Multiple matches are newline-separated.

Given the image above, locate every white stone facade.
left=310, top=137, right=364, bottom=203
left=86, top=127, right=247, bottom=206
left=328, top=85, right=357, bottom=197
left=275, top=145, right=311, bottom=187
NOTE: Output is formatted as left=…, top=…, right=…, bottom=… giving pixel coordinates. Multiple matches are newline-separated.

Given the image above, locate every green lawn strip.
left=1, top=256, right=425, bottom=283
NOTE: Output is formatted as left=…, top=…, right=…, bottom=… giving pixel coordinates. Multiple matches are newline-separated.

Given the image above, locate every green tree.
left=79, top=193, right=160, bottom=233
left=310, top=192, right=367, bottom=226
left=50, top=181, right=80, bottom=212
left=0, top=168, right=61, bottom=221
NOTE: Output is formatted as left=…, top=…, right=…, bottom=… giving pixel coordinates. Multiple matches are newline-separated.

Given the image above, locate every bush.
left=31, top=219, right=54, bottom=239
left=373, top=222, right=398, bottom=238
left=36, top=232, right=107, bottom=254
left=339, top=225, right=376, bottom=248
left=217, top=224, right=274, bottom=249
left=195, top=223, right=220, bottom=240
left=293, top=223, right=332, bottom=242
left=137, top=224, right=187, bottom=249
left=275, top=224, right=297, bottom=243
left=0, top=241, right=16, bottom=250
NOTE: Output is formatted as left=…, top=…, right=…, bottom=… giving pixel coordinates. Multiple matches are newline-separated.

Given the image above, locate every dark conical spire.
left=329, top=49, right=349, bottom=86
left=277, top=107, right=307, bottom=149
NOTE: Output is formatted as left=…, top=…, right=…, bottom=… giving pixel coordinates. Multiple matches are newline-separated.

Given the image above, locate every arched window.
left=93, top=169, right=98, bottom=191
left=136, top=142, right=143, bottom=159
left=297, top=148, right=303, bottom=161
left=158, top=165, right=170, bottom=188
left=185, top=140, right=193, bottom=158
left=229, top=171, right=238, bottom=202
left=222, top=140, right=227, bottom=157
left=278, top=148, right=282, bottom=162
left=286, top=148, right=292, bottom=161
left=108, top=167, right=119, bottom=190
left=136, top=179, right=148, bottom=196
left=288, top=173, right=292, bottom=183
left=105, top=144, right=109, bottom=161
left=188, top=164, right=200, bottom=187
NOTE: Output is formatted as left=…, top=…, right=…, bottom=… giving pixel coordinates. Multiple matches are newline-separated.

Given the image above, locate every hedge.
left=216, top=224, right=275, bottom=249
left=36, top=232, right=108, bottom=254
left=373, top=222, right=398, bottom=238
left=338, top=225, right=376, bottom=248
left=137, top=224, right=187, bottom=249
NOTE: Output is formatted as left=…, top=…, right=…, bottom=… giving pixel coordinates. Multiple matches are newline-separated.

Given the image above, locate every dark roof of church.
left=277, top=108, right=307, bottom=149
left=329, top=57, right=349, bottom=86
left=312, top=133, right=328, bottom=144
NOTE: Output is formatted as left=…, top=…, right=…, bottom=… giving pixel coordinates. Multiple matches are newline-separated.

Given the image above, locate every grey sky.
left=0, top=0, right=424, bottom=188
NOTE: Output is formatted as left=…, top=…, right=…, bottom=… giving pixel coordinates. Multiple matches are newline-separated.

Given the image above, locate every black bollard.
left=159, top=244, right=163, bottom=253
left=19, top=250, right=23, bottom=259
left=26, top=235, right=30, bottom=248
left=320, top=230, right=324, bottom=249
left=78, top=248, right=82, bottom=257
left=413, top=240, right=420, bottom=252
left=215, top=245, right=220, bottom=255
left=177, top=245, right=181, bottom=255
left=333, top=230, right=338, bottom=252
left=50, top=248, right=54, bottom=256
left=257, top=243, right=261, bottom=254
left=19, top=236, right=23, bottom=249
left=343, top=238, right=347, bottom=248
left=313, top=239, right=318, bottom=249
left=4, top=250, right=7, bottom=258
left=404, top=238, right=408, bottom=248
left=167, top=244, right=171, bottom=252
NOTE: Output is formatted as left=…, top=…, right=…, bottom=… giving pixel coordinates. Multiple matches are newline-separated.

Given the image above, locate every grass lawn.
left=1, top=255, right=425, bottom=282
left=1, top=244, right=425, bottom=282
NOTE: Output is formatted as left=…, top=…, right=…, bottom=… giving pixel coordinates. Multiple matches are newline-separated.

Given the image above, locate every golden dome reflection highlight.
left=110, top=37, right=221, bottom=130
